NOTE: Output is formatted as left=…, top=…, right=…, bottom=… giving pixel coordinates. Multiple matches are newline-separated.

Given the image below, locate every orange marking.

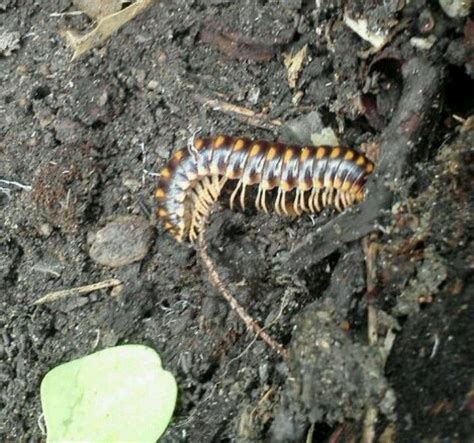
left=341, top=181, right=352, bottom=191
left=249, top=143, right=261, bottom=157
left=234, top=139, right=246, bottom=150
left=194, top=138, right=204, bottom=150
left=155, top=188, right=165, bottom=199
left=266, top=147, right=277, bottom=160
left=174, top=150, right=184, bottom=160
left=356, top=155, right=365, bottom=166
left=281, top=181, right=292, bottom=192
left=316, top=147, right=326, bottom=159
left=366, top=162, right=374, bottom=173
left=214, top=135, right=225, bottom=148
left=344, top=150, right=355, bottom=161
left=158, top=208, right=168, bottom=217
left=284, top=149, right=294, bottom=163
left=300, top=147, right=310, bottom=162
left=160, top=167, right=170, bottom=178
left=330, top=147, right=341, bottom=158
left=313, top=178, right=323, bottom=188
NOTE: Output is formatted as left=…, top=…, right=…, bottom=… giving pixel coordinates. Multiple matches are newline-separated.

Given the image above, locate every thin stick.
left=33, top=278, right=122, bottom=305
left=193, top=94, right=282, bottom=130
left=197, top=227, right=287, bottom=357
left=0, top=179, right=32, bottom=191
left=362, top=234, right=380, bottom=443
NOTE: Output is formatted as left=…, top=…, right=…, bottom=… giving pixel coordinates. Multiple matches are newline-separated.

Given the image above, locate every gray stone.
left=89, top=216, right=153, bottom=267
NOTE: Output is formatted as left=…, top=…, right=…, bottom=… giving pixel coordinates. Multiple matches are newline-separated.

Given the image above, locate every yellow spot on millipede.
left=300, top=147, right=310, bottom=162
left=174, top=150, right=184, bottom=160
left=366, top=162, right=374, bottom=173
left=158, top=208, right=168, bottom=217
left=194, top=138, right=204, bottom=150
left=334, top=177, right=342, bottom=189
left=249, top=143, right=261, bottom=157
left=316, top=147, right=326, bottom=159
left=344, top=150, right=355, bottom=161
left=155, top=188, right=165, bottom=199
left=284, top=149, right=294, bottom=163
left=356, top=155, right=365, bottom=166
left=266, top=147, right=277, bottom=160
left=342, top=181, right=352, bottom=191
left=160, top=167, right=170, bottom=178
left=234, top=139, right=246, bottom=150
left=330, top=147, right=341, bottom=158
left=214, top=135, right=225, bottom=148
left=281, top=181, right=292, bottom=191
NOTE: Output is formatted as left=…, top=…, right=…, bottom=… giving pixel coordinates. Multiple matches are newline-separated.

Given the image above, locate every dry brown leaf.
left=283, top=44, right=307, bottom=89
left=63, top=0, right=154, bottom=61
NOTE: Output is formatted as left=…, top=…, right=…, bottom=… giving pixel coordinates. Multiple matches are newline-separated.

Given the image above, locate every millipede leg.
left=196, top=181, right=214, bottom=206
left=219, top=176, right=228, bottom=191
left=300, top=189, right=308, bottom=212
left=261, top=188, right=269, bottom=214
left=340, top=191, right=348, bottom=209
left=334, top=190, right=342, bottom=212
left=328, top=187, right=335, bottom=206
left=322, top=187, right=330, bottom=208
left=308, top=188, right=316, bottom=213
left=208, top=175, right=220, bottom=200
left=240, top=183, right=247, bottom=211
left=275, top=188, right=282, bottom=215
left=255, top=186, right=262, bottom=212
left=191, top=189, right=209, bottom=214
left=281, top=190, right=289, bottom=216
left=311, top=187, right=322, bottom=212
left=230, top=179, right=242, bottom=210
left=293, top=189, right=303, bottom=216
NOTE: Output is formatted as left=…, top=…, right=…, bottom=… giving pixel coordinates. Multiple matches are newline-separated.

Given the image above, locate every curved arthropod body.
left=155, top=135, right=374, bottom=242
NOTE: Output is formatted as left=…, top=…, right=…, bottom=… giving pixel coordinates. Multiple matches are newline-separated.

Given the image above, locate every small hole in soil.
left=90, top=120, right=107, bottom=130
left=445, top=65, right=474, bottom=117
left=31, top=85, right=51, bottom=100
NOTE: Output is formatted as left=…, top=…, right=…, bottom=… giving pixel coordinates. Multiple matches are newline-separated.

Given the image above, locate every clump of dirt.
left=1, top=0, right=473, bottom=441
left=30, top=142, right=101, bottom=233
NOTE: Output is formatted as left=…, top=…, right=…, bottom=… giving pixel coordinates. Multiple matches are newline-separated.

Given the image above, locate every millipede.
left=155, top=135, right=374, bottom=243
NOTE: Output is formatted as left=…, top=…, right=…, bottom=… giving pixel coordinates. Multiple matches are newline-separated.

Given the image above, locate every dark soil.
left=1, top=1, right=473, bottom=441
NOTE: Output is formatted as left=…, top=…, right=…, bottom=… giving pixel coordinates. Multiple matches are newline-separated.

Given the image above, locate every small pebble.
left=89, top=215, right=153, bottom=267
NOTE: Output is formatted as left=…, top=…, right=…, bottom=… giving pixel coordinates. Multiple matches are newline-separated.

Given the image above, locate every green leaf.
left=41, top=345, right=177, bottom=442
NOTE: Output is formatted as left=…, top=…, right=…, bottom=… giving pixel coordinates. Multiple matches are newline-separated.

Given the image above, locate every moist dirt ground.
left=1, top=1, right=473, bottom=441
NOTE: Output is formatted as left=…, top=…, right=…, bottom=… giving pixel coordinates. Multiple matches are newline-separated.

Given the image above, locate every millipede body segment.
left=155, top=135, right=374, bottom=242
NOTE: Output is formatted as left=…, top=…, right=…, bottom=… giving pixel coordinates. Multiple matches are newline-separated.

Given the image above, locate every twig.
left=33, top=278, right=122, bottom=305
left=361, top=235, right=381, bottom=443
left=197, top=227, right=287, bottom=357
left=362, top=406, right=378, bottom=443
left=50, top=11, right=86, bottom=17
left=286, top=58, right=442, bottom=273
left=193, top=93, right=282, bottom=131
left=0, top=179, right=32, bottom=191
left=363, top=235, right=379, bottom=346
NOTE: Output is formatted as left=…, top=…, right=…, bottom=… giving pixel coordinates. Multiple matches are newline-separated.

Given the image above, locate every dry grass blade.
left=33, top=278, right=122, bottom=305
